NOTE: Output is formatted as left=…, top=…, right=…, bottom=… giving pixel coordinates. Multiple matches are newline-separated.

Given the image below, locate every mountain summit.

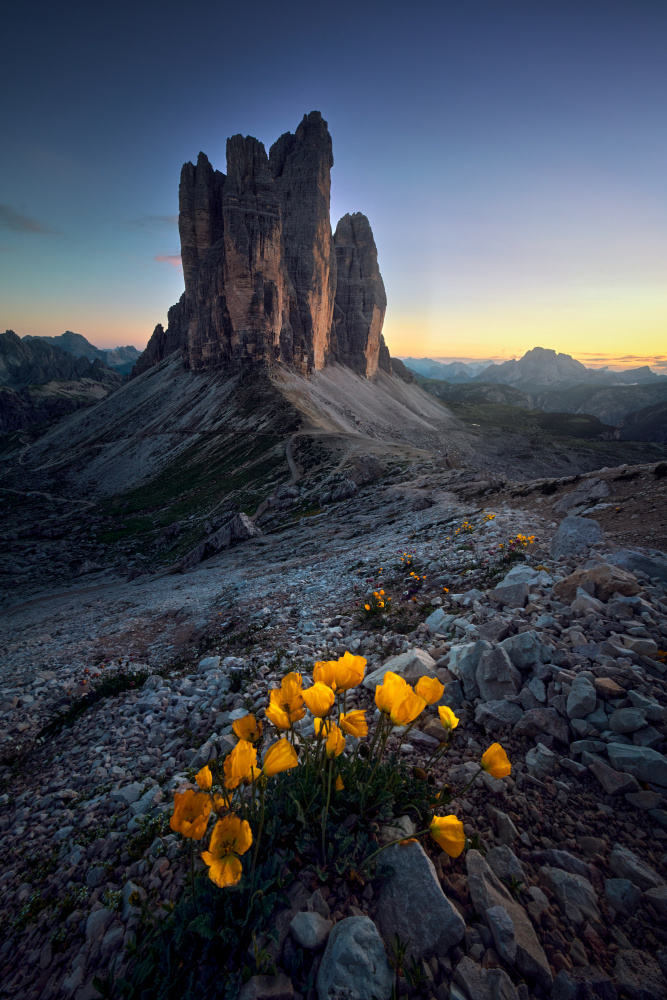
left=135, top=111, right=391, bottom=380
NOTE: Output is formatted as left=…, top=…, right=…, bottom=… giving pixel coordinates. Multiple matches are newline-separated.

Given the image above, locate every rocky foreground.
left=1, top=471, right=667, bottom=1000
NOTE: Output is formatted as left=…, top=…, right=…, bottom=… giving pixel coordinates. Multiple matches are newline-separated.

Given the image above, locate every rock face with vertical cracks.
left=133, top=111, right=393, bottom=379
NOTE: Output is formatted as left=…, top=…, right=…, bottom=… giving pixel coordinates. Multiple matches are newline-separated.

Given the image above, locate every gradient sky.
left=1, top=0, right=666, bottom=369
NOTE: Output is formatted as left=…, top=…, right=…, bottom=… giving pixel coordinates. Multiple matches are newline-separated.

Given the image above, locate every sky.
left=1, top=0, right=666, bottom=371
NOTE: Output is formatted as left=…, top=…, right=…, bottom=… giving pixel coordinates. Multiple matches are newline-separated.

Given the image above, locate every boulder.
left=551, top=966, right=618, bottom=1000
left=643, top=886, right=667, bottom=918
left=374, top=841, right=465, bottom=961
left=567, top=676, right=597, bottom=720
left=485, top=844, right=525, bottom=883
left=609, top=707, right=647, bottom=734
left=499, top=631, right=551, bottom=671
left=446, top=641, right=492, bottom=699
left=454, top=956, right=519, bottom=1000
left=290, top=910, right=332, bottom=950
left=538, top=867, right=600, bottom=924
left=550, top=517, right=604, bottom=559
left=553, top=563, right=640, bottom=604
left=181, top=513, right=262, bottom=570
left=606, top=744, right=667, bottom=787
left=514, top=707, right=570, bottom=744
left=475, top=647, right=522, bottom=702
left=526, top=743, right=559, bottom=779
left=316, top=916, right=393, bottom=1000
left=475, top=700, right=524, bottom=732
left=486, top=904, right=517, bottom=963
left=604, top=878, right=641, bottom=916
left=488, top=581, right=530, bottom=608
left=586, top=758, right=640, bottom=796
left=606, top=548, right=667, bottom=586
left=552, top=477, right=609, bottom=513
left=614, top=949, right=667, bottom=1000
left=609, top=844, right=666, bottom=891
left=466, top=850, right=552, bottom=988
left=362, top=649, right=437, bottom=690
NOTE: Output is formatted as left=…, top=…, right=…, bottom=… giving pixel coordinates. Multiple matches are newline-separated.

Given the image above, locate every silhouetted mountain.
left=23, top=332, right=141, bottom=374
left=473, top=347, right=665, bottom=392
left=615, top=401, right=667, bottom=443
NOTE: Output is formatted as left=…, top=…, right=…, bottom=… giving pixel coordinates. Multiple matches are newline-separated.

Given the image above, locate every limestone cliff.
left=135, top=112, right=393, bottom=380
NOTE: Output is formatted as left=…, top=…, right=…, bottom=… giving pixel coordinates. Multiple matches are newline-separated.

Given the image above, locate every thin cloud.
left=155, top=254, right=182, bottom=268
left=0, top=203, right=58, bottom=234
left=126, top=215, right=178, bottom=230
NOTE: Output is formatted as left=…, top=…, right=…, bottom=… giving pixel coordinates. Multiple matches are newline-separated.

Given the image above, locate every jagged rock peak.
left=134, top=112, right=392, bottom=380
left=332, top=213, right=390, bottom=378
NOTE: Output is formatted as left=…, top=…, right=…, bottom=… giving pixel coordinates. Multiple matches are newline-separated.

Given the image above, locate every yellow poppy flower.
left=195, top=765, right=213, bottom=791
left=438, top=705, right=459, bottom=730
left=313, top=652, right=366, bottom=693
left=201, top=814, right=252, bottom=888
left=335, top=775, right=345, bottom=791
left=223, top=739, right=257, bottom=790
left=430, top=815, right=466, bottom=857
left=262, top=738, right=299, bottom=777
left=339, top=709, right=368, bottom=739
left=265, top=673, right=306, bottom=729
left=170, top=789, right=211, bottom=840
left=302, top=681, right=335, bottom=717
left=232, top=713, right=263, bottom=743
left=390, top=688, right=426, bottom=726
left=375, top=671, right=408, bottom=715
left=414, top=676, right=445, bottom=705
left=325, top=723, right=346, bottom=758
left=481, top=742, right=511, bottom=778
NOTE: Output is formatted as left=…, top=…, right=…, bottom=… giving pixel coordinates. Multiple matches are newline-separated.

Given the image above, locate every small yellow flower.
left=262, top=738, right=299, bottom=777
left=414, top=676, right=445, bottom=705
left=430, top=815, right=466, bottom=857
left=339, top=709, right=368, bottom=738
left=335, top=775, right=345, bottom=791
left=325, top=723, right=346, bottom=758
left=170, top=789, right=211, bottom=840
left=223, top=739, right=257, bottom=790
left=232, top=713, right=263, bottom=743
left=364, top=604, right=371, bottom=611
left=438, top=705, right=459, bottom=730
left=201, top=814, right=252, bottom=888
left=302, top=681, right=335, bottom=717
left=481, top=742, right=511, bottom=778
left=195, top=765, right=212, bottom=791
left=266, top=672, right=306, bottom=729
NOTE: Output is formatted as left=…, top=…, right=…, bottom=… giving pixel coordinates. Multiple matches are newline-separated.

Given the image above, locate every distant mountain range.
left=402, top=346, right=665, bottom=392
left=22, top=332, right=141, bottom=375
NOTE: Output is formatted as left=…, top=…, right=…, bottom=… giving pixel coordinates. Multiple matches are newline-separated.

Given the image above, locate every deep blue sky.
left=1, top=0, right=666, bottom=367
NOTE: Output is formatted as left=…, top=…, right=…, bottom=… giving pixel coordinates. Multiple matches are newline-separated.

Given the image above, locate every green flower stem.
left=357, top=825, right=431, bottom=875
left=321, top=757, right=334, bottom=864
left=249, top=782, right=266, bottom=892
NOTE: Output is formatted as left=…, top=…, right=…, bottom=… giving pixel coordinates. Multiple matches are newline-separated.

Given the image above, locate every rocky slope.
left=1, top=463, right=667, bottom=1000
left=616, top=402, right=667, bottom=444
left=133, top=111, right=392, bottom=379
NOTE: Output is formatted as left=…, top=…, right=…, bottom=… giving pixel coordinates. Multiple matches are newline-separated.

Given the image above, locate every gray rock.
left=454, top=956, right=519, bottom=1000
left=567, top=676, right=597, bottom=720
left=539, top=867, right=600, bottom=924
left=466, top=849, right=552, bottom=988
left=476, top=646, right=522, bottom=702
left=198, top=655, right=221, bottom=673
left=604, top=878, right=641, bottom=916
left=628, top=690, right=667, bottom=723
left=609, top=707, right=647, bottom=734
left=362, top=649, right=437, bottom=690
left=571, top=589, right=605, bottom=615
left=525, top=743, right=558, bottom=779
left=85, top=907, right=113, bottom=945
left=552, top=966, right=618, bottom=1000
left=614, top=949, right=667, bottom=1000
left=446, top=641, right=492, bottom=700
left=317, top=916, right=393, bottom=1000
left=110, top=781, right=142, bottom=806
left=290, top=910, right=332, bottom=949
left=607, top=744, right=667, bottom=787
left=181, top=513, right=262, bottom=570
left=643, top=886, right=667, bottom=917
left=499, top=631, right=550, bottom=670
left=606, top=548, right=667, bottom=586
left=550, top=517, right=604, bottom=559
left=528, top=676, right=547, bottom=702
left=586, top=758, right=640, bottom=796
left=553, top=478, right=609, bottom=513
left=609, top=843, right=666, bottom=891
left=485, top=844, right=525, bottom=883
left=425, top=608, right=454, bottom=634
left=489, top=581, right=530, bottom=608
left=475, top=700, right=524, bottom=732
left=239, top=973, right=295, bottom=1000
left=486, top=904, right=517, bottom=963
left=502, top=564, right=553, bottom=586
left=625, top=790, right=663, bottom=810
left=514, top=707, right=570, bottom=744
left=374, top=841, right=465, bottom=960
left=532, top=850, right=592, bottom=879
